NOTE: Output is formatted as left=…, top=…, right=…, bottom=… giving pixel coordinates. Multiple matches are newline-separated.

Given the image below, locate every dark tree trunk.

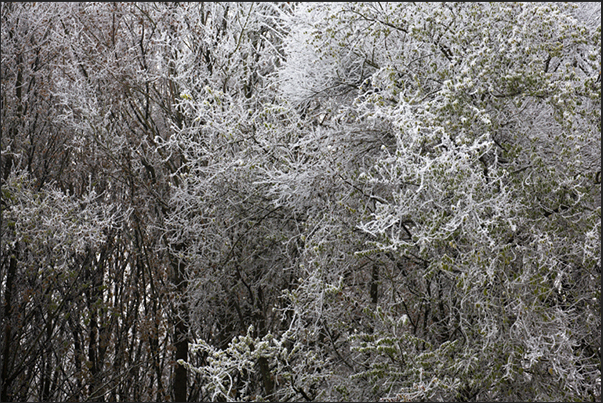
left=1, top=252, right=18, bottom=402
left=172, top=244, right=188, bottom=402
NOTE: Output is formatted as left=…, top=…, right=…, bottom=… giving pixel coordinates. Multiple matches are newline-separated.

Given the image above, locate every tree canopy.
left=1, top=2, right=600, bottom=402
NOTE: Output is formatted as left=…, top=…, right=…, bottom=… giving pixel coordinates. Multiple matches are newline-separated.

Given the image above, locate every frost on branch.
left=179, top=325, right=330, bottom=402
left=1, top=2, right=599, bottom=402
left=273, top=2, right=600, bottom=401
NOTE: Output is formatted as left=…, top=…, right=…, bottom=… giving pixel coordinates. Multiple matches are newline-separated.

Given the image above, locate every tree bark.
left=172, top=244, right=188, bottom=402
left=1, top=252, right=18, bottom=402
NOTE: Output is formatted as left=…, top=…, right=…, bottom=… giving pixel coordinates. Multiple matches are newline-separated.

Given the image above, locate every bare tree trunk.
left=172, top=244, right=188, bottom=402
left=1, top=252, right=18, bottom=402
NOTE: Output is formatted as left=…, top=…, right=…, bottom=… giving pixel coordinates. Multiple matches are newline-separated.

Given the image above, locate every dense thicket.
left=1, top=2, right=600, bottom=402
